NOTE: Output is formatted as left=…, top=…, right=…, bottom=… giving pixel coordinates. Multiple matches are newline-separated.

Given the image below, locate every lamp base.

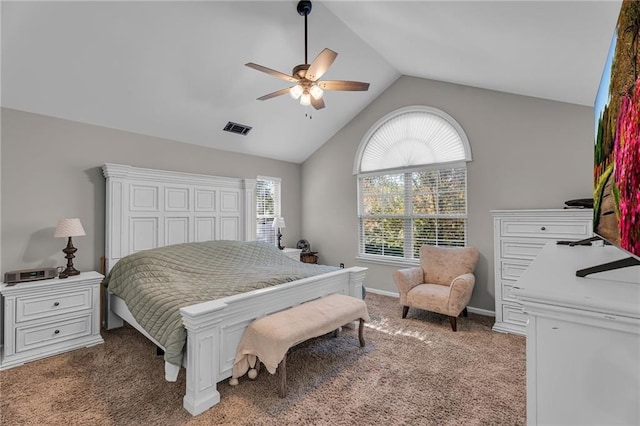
left=59, top=236, right=81, bottom=279
left=58, top=266, right=80, bottom=279
left=277, top=231, right=284, bottom=250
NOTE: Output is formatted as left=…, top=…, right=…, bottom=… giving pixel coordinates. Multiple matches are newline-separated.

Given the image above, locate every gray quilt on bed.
left=103, top=240, right=338, bottom=367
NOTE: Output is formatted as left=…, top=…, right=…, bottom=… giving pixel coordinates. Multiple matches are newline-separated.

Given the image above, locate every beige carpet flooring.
left=0, top=293, right=526, bottom=425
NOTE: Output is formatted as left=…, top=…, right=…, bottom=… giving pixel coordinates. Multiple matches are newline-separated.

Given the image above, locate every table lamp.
left=272, top=217, right=286, bottom=250
left=54, top=218, right=86, bottom=278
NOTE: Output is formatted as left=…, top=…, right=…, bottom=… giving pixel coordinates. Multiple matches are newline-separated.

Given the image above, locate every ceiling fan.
left=245, top=0, right=370, bottom=110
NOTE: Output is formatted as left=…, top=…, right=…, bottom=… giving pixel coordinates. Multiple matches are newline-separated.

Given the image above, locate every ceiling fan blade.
left=257, top=87, right=292, bottom=101
left=305, top=48, right=338, bottom=82
left=311, top=96, right=325, bottom=110
left=317, top=80, right=370, bottom=91
left=245, top=63, right=299, bottom=83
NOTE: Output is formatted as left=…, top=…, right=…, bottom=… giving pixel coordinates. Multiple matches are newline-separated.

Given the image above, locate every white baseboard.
left=365, top=287, right=495, bottom=317
left=467, top=306, right=494, bottom=317
left=365, top=288, right=399, bottom=298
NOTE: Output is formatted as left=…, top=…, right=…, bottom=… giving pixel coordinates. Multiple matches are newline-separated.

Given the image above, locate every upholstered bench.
left=230, top=293, right=370, bottom=397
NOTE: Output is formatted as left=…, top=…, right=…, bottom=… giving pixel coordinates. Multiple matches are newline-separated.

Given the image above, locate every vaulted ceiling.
left=1, top=1, right=621, bottom=163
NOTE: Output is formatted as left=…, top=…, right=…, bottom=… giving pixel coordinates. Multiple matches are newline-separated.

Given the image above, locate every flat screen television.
left=588, top=0, right=640, bottom=277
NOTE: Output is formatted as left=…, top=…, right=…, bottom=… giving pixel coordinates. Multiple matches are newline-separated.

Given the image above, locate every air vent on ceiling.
left=223, top=121, right=252, bottom=136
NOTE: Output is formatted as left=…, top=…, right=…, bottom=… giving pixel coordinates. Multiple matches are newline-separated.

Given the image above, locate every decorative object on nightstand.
left=54, top=218, right=86, bottom=278
left=296, top=239, right=317, bottom=263
left=272, top=217, right=286, bottom=250
left=296, top=239, right=311, bottom=252
left=300, top=252, right=318, bottom=264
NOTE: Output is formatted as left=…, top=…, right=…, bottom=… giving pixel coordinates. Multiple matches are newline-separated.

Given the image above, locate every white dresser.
left=491, top=209, right=593, bottom=335
left=1, top=271, right=104, bottom=369
left=513, top=243, right=640, bottom=425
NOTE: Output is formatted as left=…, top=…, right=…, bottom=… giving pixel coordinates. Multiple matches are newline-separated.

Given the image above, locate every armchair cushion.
left=421, top=245, right=479, bottom=286
left=407, top=283, right=451, bottom=315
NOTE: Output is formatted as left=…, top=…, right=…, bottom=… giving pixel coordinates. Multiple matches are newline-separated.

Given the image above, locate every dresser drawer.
left=500, top=220, right=591, bottom=240
left=501, top=259, right=531, bottom=281
left=15, top=314, right=92, bottom=352
left=501, top=280, right=518, bottom=303
left=16, top=288, right=92, bottom=323
left=500, top=239, right=547, bottom=261
left=503, top=304, right=528, bottom=327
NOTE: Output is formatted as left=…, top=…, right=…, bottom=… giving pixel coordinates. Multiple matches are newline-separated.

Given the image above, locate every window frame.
left=354, top=106, right=472, bottom=267
left=256, top=176, right=281, bottom=245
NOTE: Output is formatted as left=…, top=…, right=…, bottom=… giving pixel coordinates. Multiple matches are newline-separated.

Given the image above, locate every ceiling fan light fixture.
left=300, top=91, right=311, bottom=106
left=309, top=84, right=323, bottom=100
left=246, top=0, right=369, bottom=111
left=290, top=84, right=303, bottom=99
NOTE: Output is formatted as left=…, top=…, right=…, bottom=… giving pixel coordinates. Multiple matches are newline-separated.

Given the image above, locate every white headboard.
left=102, top=163, right=256, bottom=273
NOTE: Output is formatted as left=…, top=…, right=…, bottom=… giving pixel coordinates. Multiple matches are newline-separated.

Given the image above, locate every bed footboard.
left=179, top=266, right=367, bottom=416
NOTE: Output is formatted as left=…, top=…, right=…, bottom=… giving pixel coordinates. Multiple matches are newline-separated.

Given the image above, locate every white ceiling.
left=1, top=1, right=622, bottom=164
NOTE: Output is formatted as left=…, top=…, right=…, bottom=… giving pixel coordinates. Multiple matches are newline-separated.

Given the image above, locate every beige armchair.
left=393, top=245, right=479, bottom=331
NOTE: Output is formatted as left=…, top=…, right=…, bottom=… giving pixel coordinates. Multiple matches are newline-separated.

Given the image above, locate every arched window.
left=354, top=106, right=472, bottom=263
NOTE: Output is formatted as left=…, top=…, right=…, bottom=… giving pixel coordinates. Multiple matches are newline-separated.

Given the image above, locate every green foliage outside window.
left=359, top=167, right=467, bottom=259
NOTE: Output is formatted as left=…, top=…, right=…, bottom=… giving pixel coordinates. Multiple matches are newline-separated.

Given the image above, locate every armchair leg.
left=449, top=316, right=457, bottom=332
left=463, top=307, right=468, bottom=317
left=402, top=306, right=409, bottom=319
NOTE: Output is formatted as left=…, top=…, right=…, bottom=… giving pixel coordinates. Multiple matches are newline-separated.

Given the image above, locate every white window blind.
left=358, top=166, right=467, bottom=259
left=256, top=176, right=281, bottom=245
left=360, top=109, right=469, bottom=172
left=355, top=107, right=471, bottom=263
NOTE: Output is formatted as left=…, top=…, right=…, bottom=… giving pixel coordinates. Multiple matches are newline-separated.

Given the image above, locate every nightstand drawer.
left=501, top=220, right=591, bottom=239
left=16, top=288, right=92, bottom=323
left=16, top=314, right=92, bottom=352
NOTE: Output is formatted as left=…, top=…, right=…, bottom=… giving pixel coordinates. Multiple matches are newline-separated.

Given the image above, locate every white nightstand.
left=1, top=271, right=104, bottom=370
left=282, top=247, right=302, bottom=261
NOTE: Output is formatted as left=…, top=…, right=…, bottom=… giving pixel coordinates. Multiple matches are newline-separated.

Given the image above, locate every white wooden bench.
left=230, top=293, right=370, bottom=397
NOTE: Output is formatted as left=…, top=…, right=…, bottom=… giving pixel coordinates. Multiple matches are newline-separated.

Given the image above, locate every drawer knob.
left=54, top=329, right=60, bottom=334
left=540, top=226, right=546, bottom=231
left=53, top=302, right=60, bottom=307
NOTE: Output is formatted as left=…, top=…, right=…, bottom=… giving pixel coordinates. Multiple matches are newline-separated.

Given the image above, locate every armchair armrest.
left=393, top=267, right=424, bottom=300
left=448, top=273, right=476, bottom=316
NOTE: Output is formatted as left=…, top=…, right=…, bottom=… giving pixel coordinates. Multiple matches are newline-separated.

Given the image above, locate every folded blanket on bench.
left=232, top=293, right=370, bottom=379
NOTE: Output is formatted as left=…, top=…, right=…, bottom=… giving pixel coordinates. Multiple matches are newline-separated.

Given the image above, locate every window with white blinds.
left=256, top=176, right=281, bottom=245
left=355, top=106, right=472, bottom=263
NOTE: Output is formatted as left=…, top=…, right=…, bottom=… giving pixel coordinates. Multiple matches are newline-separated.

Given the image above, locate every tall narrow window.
left=256, top=176, right=281, bottom=245
left=355, top=106, right=473, bottom=264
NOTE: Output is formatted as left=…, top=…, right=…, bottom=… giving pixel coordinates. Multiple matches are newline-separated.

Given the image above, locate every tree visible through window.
left=355, top=106, right=472, bottom=262
left=256, top=176, right=281, bottom=245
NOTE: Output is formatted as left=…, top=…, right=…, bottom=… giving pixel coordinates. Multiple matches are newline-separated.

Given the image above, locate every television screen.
left=593, top=0, right=640, bottom=262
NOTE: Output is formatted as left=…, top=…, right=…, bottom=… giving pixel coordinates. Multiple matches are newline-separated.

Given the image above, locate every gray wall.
left=301, top=75, right=594, bottom=311
left=1, top=108, right=302, bottom=274
left=2, top=74, right=594, bottom=313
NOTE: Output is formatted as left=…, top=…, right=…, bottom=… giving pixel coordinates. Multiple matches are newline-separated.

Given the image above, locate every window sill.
left=356, top=254, right=420, bottom=268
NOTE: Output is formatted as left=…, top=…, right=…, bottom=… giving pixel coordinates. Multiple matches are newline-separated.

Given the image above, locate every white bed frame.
left=102, top=164, right=367, bottom=416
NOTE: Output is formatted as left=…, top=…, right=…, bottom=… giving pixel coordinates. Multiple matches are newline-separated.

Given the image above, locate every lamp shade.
left=289, top=84, right=303, bottom=99
left=271, top=217, right=286, bottom=229
left=299, top=91, right=311, bottom=106
left=54, top=218, right=86, bottom=238
left=309, top=85, right=323, bottom=100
